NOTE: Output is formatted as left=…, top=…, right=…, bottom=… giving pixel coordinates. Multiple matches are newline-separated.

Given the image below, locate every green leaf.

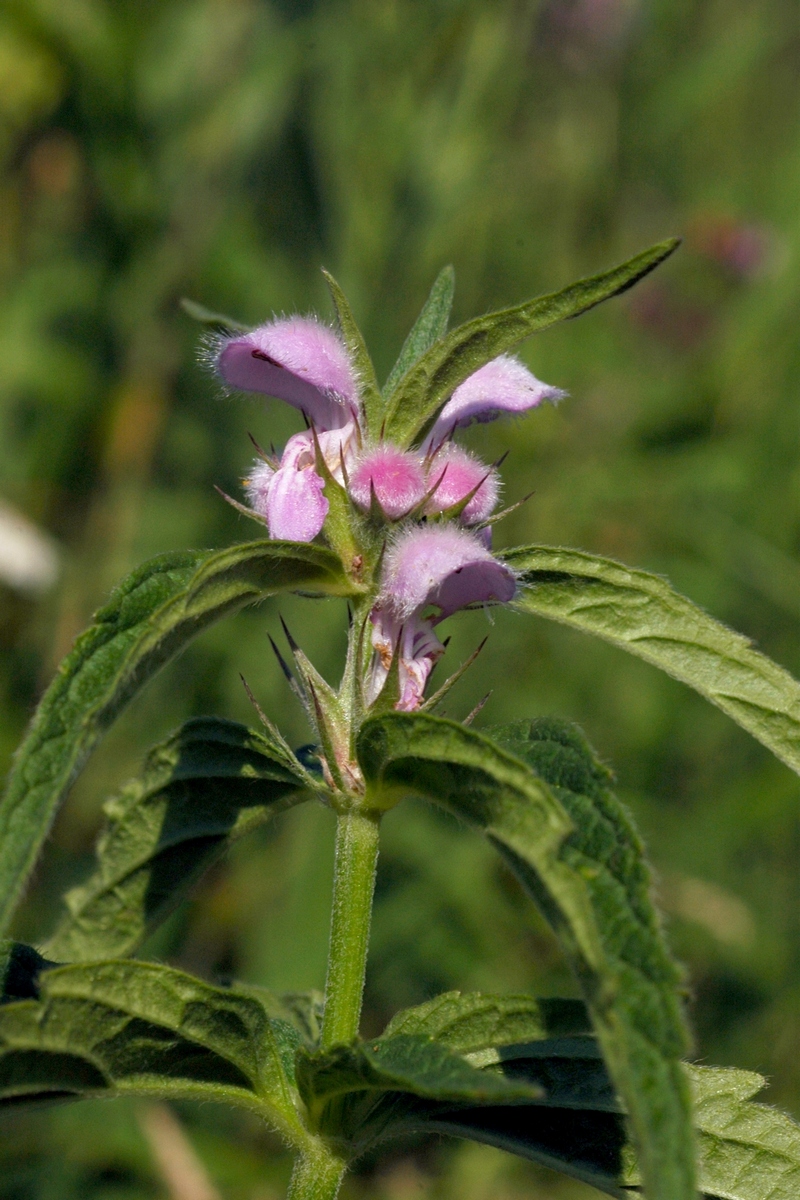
left=179, top=298, right=250, bottom=333
left=424, top=1055, right=800, bottom=1199
left=620, top=1064, right=800, bottom=1198
left=382, top=990, right=591, bottom=1054
left=506, top=544, right=800, bottom=780
left=239, top=987, right=326, bottom=1049
left=44, top=718, right=311, bottom=963
left=0, top=540, right=355, bottom=939
left=390, top=1038, right=626, bottom=1197
left=383, top=265, right=456, bottom=399
left=362, top=993, right=800, bottom=1199
left=0, top=960, right=305, bottom=1143
left=383, top=239, right=679, bottom=447
left=357, top=712, right=695, bottom=1200
left=322, top=270, right=383, bottom=436
left=296, top=1032, right=543, bottom=1143
left=690, top=1064, right=800, bottom=1200
left=322, top=1021, right=624, bottom=1188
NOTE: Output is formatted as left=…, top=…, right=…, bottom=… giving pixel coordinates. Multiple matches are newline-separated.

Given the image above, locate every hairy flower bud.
left=425, top=445, right=499, bottom=524
left=349, top=445, right=427, bottom=519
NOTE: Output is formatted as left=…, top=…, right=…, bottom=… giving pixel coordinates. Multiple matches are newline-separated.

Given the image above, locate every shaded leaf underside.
left=364, top=993, right=800, bottom=1200
left=0, top=969, right=797, bottom=1200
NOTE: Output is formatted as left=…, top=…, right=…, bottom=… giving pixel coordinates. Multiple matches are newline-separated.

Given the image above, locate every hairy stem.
left=287, top=1140, right=347, bottom=1200
left=320, top=808, right=380, bottom=1049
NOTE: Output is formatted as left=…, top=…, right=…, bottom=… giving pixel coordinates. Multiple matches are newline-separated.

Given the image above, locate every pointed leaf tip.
left=384, top=238, right=682, bottom=446
left=384, top=264, right=457, bottom=398
left=321, top=269, right=383, bottom=434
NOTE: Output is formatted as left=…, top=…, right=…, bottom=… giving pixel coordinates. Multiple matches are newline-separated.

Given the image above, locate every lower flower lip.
left=432, top=560, right=517, bottom=618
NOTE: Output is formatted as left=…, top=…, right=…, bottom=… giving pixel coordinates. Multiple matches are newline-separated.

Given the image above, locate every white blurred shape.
left=0, top=502, right=59, bottom=594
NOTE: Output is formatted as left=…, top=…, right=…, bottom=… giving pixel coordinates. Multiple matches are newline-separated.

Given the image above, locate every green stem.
left=287, top=1141, right=347, bottom=1200
left=320, top=808, right=380, bottom=1049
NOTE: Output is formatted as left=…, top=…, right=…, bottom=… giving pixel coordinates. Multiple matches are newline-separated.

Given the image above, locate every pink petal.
left=368, top=609, right=445, bottom=711
left=266, top=467, right=328, bottom=542
left=216, top=316, right=358, bottom=430
left=425, top=445, right=499, bottom=524
left=425, top=354, right=565, bottom=449
left=380, top=525, right=516, bottom=620
left=349, top=445, right=427, bottom=519
left=256, top=432, right=329, bottom=541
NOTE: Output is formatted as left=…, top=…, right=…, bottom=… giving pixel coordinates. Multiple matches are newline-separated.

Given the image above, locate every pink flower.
left=216, top=310, right=563, bottom=547
left=218, top=317, right=362, bottom=541
left=424, top=354, right=565, bottom=452
left=217, top=316, right=358, bottom=431
left=368, top=525, right=516, bottom=710
left=425, top=445, right=499, bottom=525
left=379, top=525, right=516, bottom=619
left=349, top=445, right=427, bottom=519
left=369, top=613, right=446, bottom=712
left=246, top=433, right=329, bottom=542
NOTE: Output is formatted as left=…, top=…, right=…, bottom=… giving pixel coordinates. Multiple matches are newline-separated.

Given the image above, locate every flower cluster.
left=215, top=316, right=563, bottom=711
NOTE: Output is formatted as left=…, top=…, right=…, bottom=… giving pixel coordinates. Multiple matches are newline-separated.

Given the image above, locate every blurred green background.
left=0, top=0, right=798, bottom=1196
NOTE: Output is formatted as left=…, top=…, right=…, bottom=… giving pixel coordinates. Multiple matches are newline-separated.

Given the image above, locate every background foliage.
left=0, top=0, right=797, bottom=1196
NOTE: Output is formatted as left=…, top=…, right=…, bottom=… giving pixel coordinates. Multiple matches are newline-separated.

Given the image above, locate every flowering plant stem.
left=321, top=809, right=381, bottom=1050
left=286, top=1138, right=348, bottom=1200
left=285, top=809, right=380, bottom=1200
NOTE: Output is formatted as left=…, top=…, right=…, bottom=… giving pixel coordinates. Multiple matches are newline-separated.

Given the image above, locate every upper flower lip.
left=423, top=353, right=566, bottom=451
left=216, top=316, right=359, bottom=431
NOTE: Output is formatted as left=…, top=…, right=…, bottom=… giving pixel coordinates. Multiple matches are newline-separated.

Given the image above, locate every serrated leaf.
left=322, top=270, right=383, bottom=436
left=382, top=990, right=591, bottom=1054
left=383, top=265, right=455, bottom=399
left=335, top=1028, right=625, bottom=1190
left=0, top=540, right=356, bottom=938
left=356, top=712, right=694, bottom=1200
left=690, top=1064, right=800, bottom=1200
left=506, top=544, right=800, bottom=780
left=371, top=994, right=800, bottom=1198
left=435, top=1056, right=800, bottom=1199
left=0, top=960, right=305, bottom=1143
left=620, top=1064, right=800, bottom=1198
left=394, top=1044, right=623, bottom=1195
left=44, top=718, right=311, bottom=963
left=383, top=239, right=679, bottom=447
left=296, top=1032, right=543, bottom=1145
